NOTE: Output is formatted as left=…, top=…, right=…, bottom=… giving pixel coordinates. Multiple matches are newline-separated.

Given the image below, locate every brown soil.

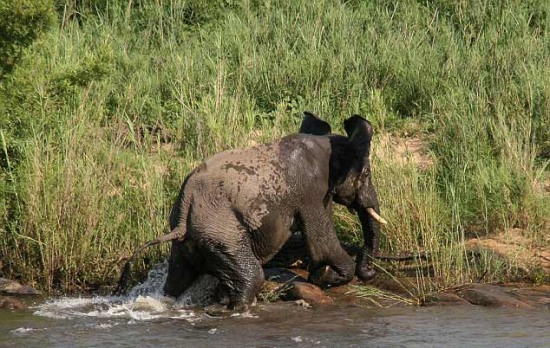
left=374, top=133, right=434, bottom=170
left=466, top=228, right=550, bottom=277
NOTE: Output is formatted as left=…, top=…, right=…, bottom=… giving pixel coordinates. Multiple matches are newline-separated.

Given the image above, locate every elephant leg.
left=192, top=209, right=265, bottom=310
left=300, top=205, right=355, bottom=288
left=163, top=240, right=198, bottom=298
left=227, top=257, right=264, bottom=310
left=208, top=242, right=264, bottom=310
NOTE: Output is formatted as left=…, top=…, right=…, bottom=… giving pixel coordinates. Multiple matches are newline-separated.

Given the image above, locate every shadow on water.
left=1, top=263, right=549, bottom=348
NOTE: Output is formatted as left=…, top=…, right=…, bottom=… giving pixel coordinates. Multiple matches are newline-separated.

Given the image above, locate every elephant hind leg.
left=191, top=207, right=265, bottom=309
left=229, top=254, right=264, bottom=310
left=163, top=240, right=198, bottom=298
left=206, top=242, right=264, bottom=310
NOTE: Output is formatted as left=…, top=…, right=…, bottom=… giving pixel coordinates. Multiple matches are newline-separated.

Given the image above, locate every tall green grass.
left=0, top=0, right=548, bottom=292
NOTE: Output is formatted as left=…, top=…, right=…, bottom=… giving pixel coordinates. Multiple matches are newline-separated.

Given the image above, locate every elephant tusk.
left=366, top=207, right=388, bottom=225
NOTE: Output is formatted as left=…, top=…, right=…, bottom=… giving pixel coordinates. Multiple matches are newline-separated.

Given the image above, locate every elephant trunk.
left=354, top=203, right=382, bottom=281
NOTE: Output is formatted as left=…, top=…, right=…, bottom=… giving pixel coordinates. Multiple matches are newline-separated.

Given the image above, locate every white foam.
left=230, top=310, right=259, bottom=319
left=127, top=310, right=163, bottom=321
left=169, top=310, right=197, bottom=320
left=33, top=295, right=177, bottom=321
left=291, top=336, right=321, bottom=345
left=89, top=322, right=118, bottom=329
left=34, top=295, right=121, bottom=319
left=11, top=327, right=40, bottom=334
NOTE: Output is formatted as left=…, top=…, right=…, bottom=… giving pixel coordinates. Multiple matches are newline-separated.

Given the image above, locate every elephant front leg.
left=354, top=248, right=377, bottom=281
left=299, top=206, right=355, bottom=288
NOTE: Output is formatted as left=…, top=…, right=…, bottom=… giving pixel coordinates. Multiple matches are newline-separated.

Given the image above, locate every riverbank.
left=259, top=266, right=550, bottom=310
left=2, top=267, right=549, bottom=313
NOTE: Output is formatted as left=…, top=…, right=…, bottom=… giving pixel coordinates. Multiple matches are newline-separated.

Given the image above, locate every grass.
left=348, top=285, right=419, bottom=308
left=0, top=0, right=548, bottom=295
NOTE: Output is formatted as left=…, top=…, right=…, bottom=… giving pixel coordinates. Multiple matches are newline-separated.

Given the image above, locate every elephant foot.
left=356, top=265, right=377, bottom=281
left=355, top=249, right=377, bottom=281
left=308, top=265, right=353, bottom=289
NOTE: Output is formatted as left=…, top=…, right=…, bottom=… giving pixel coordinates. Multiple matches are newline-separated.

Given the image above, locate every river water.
left=1, top=265, right=549, bottom=348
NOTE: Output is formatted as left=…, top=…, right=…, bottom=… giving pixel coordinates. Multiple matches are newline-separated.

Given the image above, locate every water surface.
left=1, top=265, right=548, bottom=347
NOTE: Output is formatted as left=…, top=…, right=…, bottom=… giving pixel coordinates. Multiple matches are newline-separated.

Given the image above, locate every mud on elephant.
left=116, top=112, right=385, bottom=309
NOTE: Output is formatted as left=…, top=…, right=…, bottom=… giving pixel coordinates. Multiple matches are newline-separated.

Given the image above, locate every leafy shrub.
left=0, top=0, right=55, bottom=77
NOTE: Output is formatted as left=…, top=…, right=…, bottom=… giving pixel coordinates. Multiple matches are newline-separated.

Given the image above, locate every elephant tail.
left=113, top=225, right=186, bottom=296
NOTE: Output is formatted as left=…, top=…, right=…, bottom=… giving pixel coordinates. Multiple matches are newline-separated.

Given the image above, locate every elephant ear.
left=343, top=115, right=374, bottom=165
left=299, top=111, right=332, bottom=135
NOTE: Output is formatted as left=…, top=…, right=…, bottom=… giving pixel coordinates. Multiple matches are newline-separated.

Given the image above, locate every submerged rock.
left=0, top=296, right=27, bottom=310
left=425, top=292, right=472, bottom=306
left=456, top=284, right=538, bottom=309
left=0, top=278, right=41, bottom=296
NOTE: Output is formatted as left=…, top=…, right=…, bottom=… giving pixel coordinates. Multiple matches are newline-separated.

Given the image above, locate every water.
left=1, top=264, right=549, bottom=348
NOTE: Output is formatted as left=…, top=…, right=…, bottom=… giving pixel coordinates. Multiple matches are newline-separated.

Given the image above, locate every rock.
left=424, top=292, right=472, bottom=306
left=498, top=284, right=550, bottom=308
left=262, top=268, right=550, bottom=309
left=457, top=284, right=532, bottom=308
left=0, top=278, right=41, bottom=296
left=283, top=282, right=334, bottom=305
left=0, top=296, right=27, bottom=310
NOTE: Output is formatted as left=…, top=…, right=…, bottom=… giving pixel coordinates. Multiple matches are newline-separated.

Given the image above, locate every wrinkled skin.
left=164, top=113, right=381, bottom=309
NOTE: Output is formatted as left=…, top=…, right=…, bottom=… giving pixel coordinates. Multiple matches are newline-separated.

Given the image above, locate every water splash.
left=174, top=274, right=221, bottom=308
left=33, top=262, right=193, bottom=321
left=127, top=261, right=168, bottom=299
left=33, top=262, right=257, bottom=323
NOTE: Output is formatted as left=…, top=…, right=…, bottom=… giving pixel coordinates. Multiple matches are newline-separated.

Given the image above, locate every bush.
left=0, top=0, right=55, bottom=77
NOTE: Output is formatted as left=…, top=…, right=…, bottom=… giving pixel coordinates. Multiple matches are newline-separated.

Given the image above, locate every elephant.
left=115, top=112, right=385, bottom=309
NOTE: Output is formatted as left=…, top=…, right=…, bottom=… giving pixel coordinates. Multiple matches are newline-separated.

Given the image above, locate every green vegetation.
left=1, top=0, right=548, bottom=297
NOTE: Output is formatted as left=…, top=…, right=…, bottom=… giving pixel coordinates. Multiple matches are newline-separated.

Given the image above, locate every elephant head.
left=299, top=112, right=385, bottom=280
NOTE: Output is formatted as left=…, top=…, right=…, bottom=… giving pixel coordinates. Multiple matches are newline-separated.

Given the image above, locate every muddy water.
left=1, top=265, right=549, bottom=348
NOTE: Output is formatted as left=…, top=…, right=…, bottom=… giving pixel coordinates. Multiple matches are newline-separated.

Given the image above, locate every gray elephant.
left=116, top=113, right=385, bottom=309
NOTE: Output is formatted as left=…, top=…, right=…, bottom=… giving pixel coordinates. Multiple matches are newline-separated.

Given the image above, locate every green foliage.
left=0, top=0, right=55, bottom=76
left=0, top=0, right=548, bottom=292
